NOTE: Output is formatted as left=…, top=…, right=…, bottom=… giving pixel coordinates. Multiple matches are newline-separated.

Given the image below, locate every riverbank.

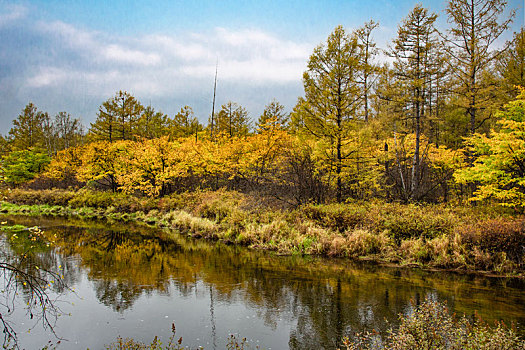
left=1, top=188, right=524, bottom=277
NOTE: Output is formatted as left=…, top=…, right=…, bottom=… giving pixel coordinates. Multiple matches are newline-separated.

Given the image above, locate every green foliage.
left=1, top=149, right=50, bottom=186
left=298, top=25, right=363, bottom=202
left=135, top=105, right=171, bottom=140
left=445, top=0, right=514, bottom=135
left=455, top=90, right=525, bottom=210
left=497, top=29, right=525, bottom=101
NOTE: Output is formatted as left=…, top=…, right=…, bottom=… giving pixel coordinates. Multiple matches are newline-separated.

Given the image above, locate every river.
left=1, top=215, right=524, bottom=349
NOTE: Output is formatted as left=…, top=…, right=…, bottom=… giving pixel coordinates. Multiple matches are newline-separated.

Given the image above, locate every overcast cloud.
left=0, top=3, right=312, bottom=133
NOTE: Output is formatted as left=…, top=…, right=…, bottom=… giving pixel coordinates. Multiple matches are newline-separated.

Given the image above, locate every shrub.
left=4, top=188, right=75, bottom=206
left=373, top=203, right=456, bottom=241
left=302, top=203, right=368, bottom=232
left=457, top=218, right=525, bottom=269
left=343, top=298, right=525, bottom=350
left=68, top=190, right=122, bottom=209
left=193, top=190, right=244, bottom=222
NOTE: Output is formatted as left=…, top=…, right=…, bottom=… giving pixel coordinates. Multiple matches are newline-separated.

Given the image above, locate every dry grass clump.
left=3, top=188, right=525, bottom=275
left=456, top=218, right=525, bottom=271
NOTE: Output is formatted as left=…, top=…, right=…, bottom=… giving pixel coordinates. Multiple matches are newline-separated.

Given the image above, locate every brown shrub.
left=457, top=218, right=525, bottom=268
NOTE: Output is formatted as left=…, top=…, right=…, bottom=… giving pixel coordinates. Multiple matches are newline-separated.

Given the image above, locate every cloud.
left=23, top=21, right=311, bottom=96
left=102, top=44, right=161, bottom=66
left=0, top=3, right=27, bottom=27
left=0, top=17, right=310, bottom=133
left=26, top=67, right=69, bottom=88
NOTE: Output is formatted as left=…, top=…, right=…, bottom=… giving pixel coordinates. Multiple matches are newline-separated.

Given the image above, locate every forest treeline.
left=1, top=0, right=524, bottom=209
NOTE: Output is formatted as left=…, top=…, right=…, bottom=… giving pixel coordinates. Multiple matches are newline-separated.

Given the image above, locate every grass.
left=1, top=188, right=525, bottom=276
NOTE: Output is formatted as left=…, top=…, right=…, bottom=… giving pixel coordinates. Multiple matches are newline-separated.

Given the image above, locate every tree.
left=0, top=149, right=50, bottom=186
left=356, top=20, right=381, bottom=122
left=54, top=112, right=83, bottom=150
left=387, top=5, right=439, bottom=200
left=135, top=105, right=171, bottom=139
left=298, top=25, right=363, bottom=202
left=497, top=28, right=525, bottom=100
left=42, top=112, right=83, bottom=156
left=0, top=135, right=10, bottom=157
left=90, top=91, right=143, bottom=142
left=215, top=101, right=250, bottom=137
left=170, top=106, right=202, bottom=139
left=77, top=141, right=129, bottom=191
left=8, top=103, right=49, bottom=151
left=256, top=100, right=288, bottom=132
left=444, top=0, right=515, bottom=135
left=455, top=89, right=525, bottom=210
left=117, top=137, right=183, bottom=197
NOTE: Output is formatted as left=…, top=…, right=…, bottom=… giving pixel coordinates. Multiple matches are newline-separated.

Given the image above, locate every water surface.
left=1, top=215, right=524, bottom=349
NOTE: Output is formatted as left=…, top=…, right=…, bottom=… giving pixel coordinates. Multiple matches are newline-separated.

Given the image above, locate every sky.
left=0, top=0, right=523, bottom=134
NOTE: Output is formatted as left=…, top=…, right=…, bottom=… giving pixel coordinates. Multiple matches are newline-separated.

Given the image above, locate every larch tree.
left=136, top=105, right=170, bottom=139
left=497, top=28, right=525, bottom=100
left=256, top=99, right=288, bottom=133
left=53, top=112, right=83, bottom=151
left=388, top=4, right=439, bottom=200
left=8, top=103, right=49, bottom=151
left=356, top=20, right=381, bottom=122
left=215, top=101, right=250, bottom=137
left=444, top=0, right=515, bottom=135
left=171, top=106, right=202, bottom=139
left=90, top=91, right=143, bottom=142
left=299, top=25, right=363, bottom=202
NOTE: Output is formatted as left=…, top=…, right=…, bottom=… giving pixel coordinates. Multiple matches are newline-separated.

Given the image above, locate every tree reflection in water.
left=2, top=215, right=525, bottom=349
